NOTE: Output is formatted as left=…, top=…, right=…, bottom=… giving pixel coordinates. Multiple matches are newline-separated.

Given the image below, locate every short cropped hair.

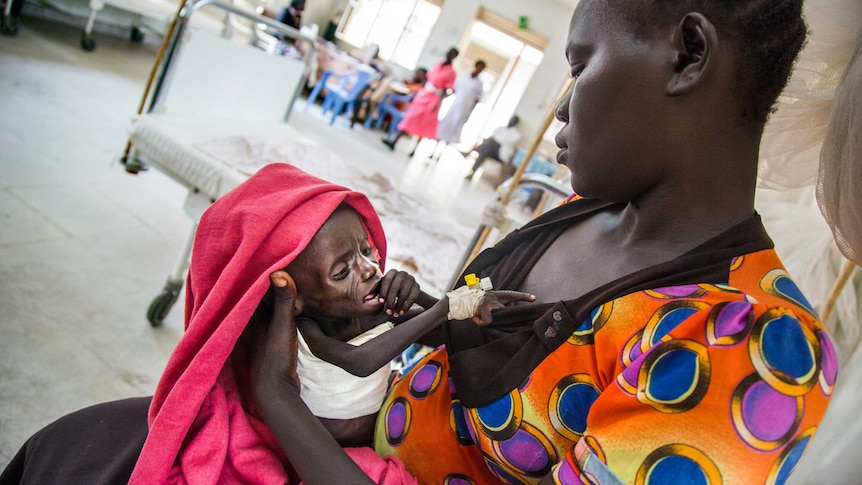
left=603, top=0, right=807, bottom=123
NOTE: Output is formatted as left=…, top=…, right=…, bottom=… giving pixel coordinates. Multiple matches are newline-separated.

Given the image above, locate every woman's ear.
left=667, top=13, right=717, bottom=96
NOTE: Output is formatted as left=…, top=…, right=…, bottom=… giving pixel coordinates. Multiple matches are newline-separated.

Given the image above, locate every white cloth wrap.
left=296, top=322, right=394, bottom=420
left=446, top=285, right=485, bottom=320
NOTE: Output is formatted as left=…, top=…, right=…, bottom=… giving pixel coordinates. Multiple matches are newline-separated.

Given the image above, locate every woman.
left=1, top=1, right=837, bottom=483
left=257, top=0, right=836, bottom=483
left=382, top=47, right=459, bottom=153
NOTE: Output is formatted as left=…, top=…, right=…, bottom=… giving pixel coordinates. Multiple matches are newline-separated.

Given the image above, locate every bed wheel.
left=81, top=33, right=96, bottom=51
left=146, top=281, right=182, bottom=327
left=130, top=27, right=144, bottom=43
left=1, top=15, right=19, bottom=36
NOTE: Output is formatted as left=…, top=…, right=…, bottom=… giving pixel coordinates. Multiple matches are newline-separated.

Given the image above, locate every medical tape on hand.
left=446, top=285, right=485, bottom=320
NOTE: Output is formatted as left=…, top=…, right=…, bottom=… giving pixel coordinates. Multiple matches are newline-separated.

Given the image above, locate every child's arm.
left=301, top=289, right=536, bottom=377
left=298, top=299, right=449, bottom=377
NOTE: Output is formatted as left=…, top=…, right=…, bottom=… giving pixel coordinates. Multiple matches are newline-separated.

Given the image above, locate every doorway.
left=438, top=8, right=546, bottom=149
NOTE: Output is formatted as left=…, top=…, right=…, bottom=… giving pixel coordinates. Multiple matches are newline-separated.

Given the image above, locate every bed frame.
left=121, top=0, right=315, bottom=325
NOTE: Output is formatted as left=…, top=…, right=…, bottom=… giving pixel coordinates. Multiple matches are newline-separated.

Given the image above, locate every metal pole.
left=119, top=0, right=191, bottom=169
left=821, top=259, right=858, bottom=322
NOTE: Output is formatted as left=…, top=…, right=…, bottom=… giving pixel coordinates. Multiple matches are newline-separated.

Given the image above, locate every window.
left=338, top=0, right=443, bottom=70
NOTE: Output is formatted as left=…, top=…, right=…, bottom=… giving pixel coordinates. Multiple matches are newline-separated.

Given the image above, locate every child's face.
left=555, top=1, right=674, bottom=202
left=288, top=206, right=384, bottom=320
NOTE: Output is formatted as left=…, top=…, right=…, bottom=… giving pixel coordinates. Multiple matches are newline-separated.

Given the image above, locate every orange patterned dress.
left=374, top=199, right=837, bottom=485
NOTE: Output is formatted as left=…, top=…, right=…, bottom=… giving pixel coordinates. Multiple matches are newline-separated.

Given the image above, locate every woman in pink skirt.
left=382, top=47, right=458, bottom=155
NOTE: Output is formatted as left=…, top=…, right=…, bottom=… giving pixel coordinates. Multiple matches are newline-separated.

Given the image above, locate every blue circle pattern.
left=557, top=383, right=599, bottom=435
left=647, top=455, right=709, bottom=485
left=773, top=275, right=816, bottom=315
left=647, top=349, right=700, bottom=402
left=649, top=307, right=700, bottom=346
left=477, top=394, right=515, bottom=430
left=761, top=315, right=814, bottom=380
left=774, top=434, right=811, bottom=485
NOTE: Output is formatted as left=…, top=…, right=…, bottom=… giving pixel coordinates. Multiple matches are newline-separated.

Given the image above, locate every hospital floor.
left=0, top=15, right=513, bottom=469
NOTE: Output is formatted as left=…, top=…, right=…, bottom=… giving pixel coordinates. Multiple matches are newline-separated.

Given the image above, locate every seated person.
left=406, top=67, right=427, bottom=91
left=464, top=115, right=522, bottom=180
left=367, top=67, right=428, bottom=129
left=276, top=0, right=304, bottom=32
left=273, top=0, right=305, bottom=55
left=1, top=0, right=842, bottom=481
left=395, top=67, right=427, bottom=110
left=1, top=163, right=531, bottom=484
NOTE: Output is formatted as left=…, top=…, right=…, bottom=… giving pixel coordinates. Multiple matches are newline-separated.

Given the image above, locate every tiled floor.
left=0, top=15, right=514, bottom=468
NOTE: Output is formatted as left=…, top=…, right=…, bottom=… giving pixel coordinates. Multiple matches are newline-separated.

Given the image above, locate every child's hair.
left=601, top=0, right=807, bottom=123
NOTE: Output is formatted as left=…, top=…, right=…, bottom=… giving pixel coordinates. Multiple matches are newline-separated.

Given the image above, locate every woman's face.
left=288, top=207, right=383, bottom=320
left=554, top=1, right=674, bottom=202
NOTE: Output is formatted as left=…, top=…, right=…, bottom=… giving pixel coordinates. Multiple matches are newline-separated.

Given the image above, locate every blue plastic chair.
left=318, top=70, right=375, bottom=125
left=304, top=70, right=336, bottom=111
left=364, top=91, right=415, bottom=138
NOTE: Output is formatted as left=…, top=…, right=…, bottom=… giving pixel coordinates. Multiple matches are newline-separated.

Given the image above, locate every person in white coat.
left=431, top=60, right=486, bottom=158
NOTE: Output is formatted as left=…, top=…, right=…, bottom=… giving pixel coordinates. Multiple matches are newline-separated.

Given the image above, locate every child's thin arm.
left=299, top=299, right=450, bottom=377
left=301, top=290, right=536, bottom=377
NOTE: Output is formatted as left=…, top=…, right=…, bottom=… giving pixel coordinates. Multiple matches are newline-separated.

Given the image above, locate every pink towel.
left=129, top=163, right=412, bottom=484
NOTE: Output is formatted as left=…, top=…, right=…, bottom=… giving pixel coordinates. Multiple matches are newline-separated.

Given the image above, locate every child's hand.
left=378, top=269, right=421, bottom=317
left=473, top=290, right=536, bottom=326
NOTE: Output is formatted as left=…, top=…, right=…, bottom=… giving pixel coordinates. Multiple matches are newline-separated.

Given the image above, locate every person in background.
left=402, top=67, right=428, bottom=97
left=273, top=0, right=305, bottom=54
left=381, top=47, right=459, bottom=156
left=463, top=114, right=522, bottom=180
left=277, top=0, right=305, bottom=31
left=433, top=60, right=486, bottom=160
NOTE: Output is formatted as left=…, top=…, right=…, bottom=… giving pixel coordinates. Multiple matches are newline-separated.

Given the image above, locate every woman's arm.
left=252, top=274, right=375, bottom=485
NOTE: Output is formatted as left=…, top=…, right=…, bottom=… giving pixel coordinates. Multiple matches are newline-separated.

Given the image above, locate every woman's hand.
left=252, top=270, right=301, bottom=411
left=249, top=271, right=377, bottom=485
left=378, top=269, right=421, bottom=317
left=472, top=290, right=536, bottom=326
